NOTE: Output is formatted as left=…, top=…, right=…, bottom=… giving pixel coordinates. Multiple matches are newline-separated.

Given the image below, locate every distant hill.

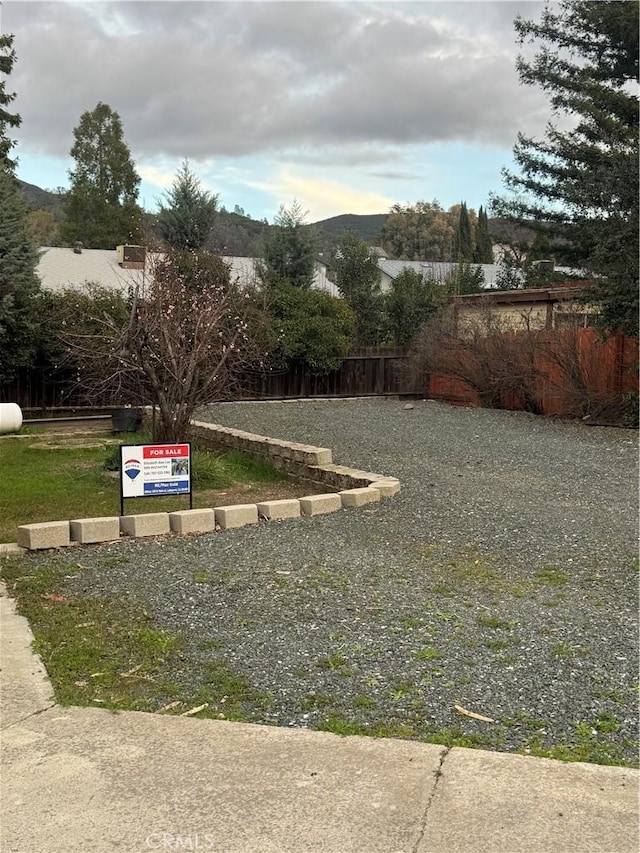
left=17, top=180, right=271, bottom=254
left=310, top=213, right=388, bottom=254
left=209, top=209, right=268, bottom=256
left=141, top=208, right=268, bottom=257
left=18, top=180, right=66, bottom=220
left=310, top=213, right=537, bottom=258
left=18, top=180, right=543, bottom=259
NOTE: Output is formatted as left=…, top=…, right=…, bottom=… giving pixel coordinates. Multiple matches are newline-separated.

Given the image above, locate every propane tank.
left=0, top=403, right=23, bottom=434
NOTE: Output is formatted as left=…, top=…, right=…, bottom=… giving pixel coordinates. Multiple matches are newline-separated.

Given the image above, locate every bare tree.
left=67, top=250, right=267, bottom=441
left=545, top=326, right=629, bottom=422
left=407, top=304, right=547, bottom=413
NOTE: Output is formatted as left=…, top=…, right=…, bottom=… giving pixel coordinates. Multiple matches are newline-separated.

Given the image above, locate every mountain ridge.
left=18, top=180, right=534, bottom=257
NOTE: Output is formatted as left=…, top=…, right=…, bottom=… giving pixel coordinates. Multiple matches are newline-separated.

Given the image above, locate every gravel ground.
left=24, top=399, right=640, bottom=763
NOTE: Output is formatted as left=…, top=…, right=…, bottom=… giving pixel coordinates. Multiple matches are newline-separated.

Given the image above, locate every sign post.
left=120, top=442, right=192, bottom=515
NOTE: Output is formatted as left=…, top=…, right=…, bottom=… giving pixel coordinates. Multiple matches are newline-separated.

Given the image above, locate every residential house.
left=37, top=246, right=338, bottom=295
left=314, top=253, right=503, bottom=293
left=377, top=260, right=502, bottom=291
left=450, top=282, right=597, bottom=332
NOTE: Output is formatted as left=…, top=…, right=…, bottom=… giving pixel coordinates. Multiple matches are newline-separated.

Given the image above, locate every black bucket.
left=111, top=408, right=142, bottom=433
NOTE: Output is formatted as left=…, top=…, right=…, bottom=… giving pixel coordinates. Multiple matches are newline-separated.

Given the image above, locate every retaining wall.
left=4, top=418, right=400, bottom=553
left=190, top=419, right=394, bottom=490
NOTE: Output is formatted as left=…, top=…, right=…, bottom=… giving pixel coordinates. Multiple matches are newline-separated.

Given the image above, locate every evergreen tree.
left=0, top=35, right=21, bottom=168
left=473, top=206, right=493, bottom=264
left=522, top=231, right=557, bottom=288
left=157, top=160, right=218, bottom=250
left=453, top=202, right=473, bottom=262
left=493, top=0, right=639, bottom=335
left=494, top=255, right=522, bottom=291
left=258, top=202, right=317, bottom=289
left=384, top=269, right=441, bottom=346
left=61, top=102, right=142, bottom=249
left=266, top=285, right=355, bottom=373
left=0, top=34, right=40, bottom=384
left=447, top=262, right=484, bottom=296
left=258, top=203, right=355, bottom=371
left=331, top=233, right=384, bottom=345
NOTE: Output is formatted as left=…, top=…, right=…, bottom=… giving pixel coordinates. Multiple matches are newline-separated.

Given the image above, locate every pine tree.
left=157, top=160, right=218, bottom=250
left=493, top=0, right=639, bottom=335
left=258, top=204, right=354, bottom=371
left=385, top=268, right=440, bottom=346
left=0, top=34, right=40, bottom=384
left=331, top=233, right=384, bottom=345
left=258, top=202, right=317, bottom=290
left=61, top=102, right=142, bottom=249
left=473, top=206, right=493, bottom=264
left=453, top=202, right=473, bottom=262
left=0, top=34, right=21, bottom=168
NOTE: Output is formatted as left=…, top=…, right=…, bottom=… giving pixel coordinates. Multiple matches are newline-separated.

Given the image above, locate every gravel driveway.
left=31, top=399, right=640, bottom=763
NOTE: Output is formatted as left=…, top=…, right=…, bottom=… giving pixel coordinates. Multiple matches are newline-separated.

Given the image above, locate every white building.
left=37, top=246, right=338, bottom=295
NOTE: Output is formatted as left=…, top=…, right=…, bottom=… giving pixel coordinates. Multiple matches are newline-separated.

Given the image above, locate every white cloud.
left=5, top=1, right=555, bottom=218
left=252, top=167, right=396, bottom=221
left=7, top=1, right=551, bottom=163
left=137, top=163, right=180, bottom=192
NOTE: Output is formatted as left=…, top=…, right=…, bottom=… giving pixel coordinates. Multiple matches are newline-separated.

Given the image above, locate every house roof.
left=378, top=259, right=503, bottom=288
left=37, top=247, right=144, bottom=293
left=37, top=247, right=337, bottom=295
left=378, top=260, right=585, bottom=290
left=451, top=284, right=588, bottom=306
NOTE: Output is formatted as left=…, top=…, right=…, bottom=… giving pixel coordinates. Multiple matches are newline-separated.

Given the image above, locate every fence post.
left=376, top=356, right=385, bottom=394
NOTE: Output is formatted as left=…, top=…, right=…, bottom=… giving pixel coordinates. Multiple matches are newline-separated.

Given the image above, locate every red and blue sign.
left=120, top=442, right=192, bottom=513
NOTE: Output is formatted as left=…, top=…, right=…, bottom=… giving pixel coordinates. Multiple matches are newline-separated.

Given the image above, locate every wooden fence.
left=240, top=347, right=416, bottom=399
left=427, top=329, right=637, bottom=420
left=2, top=334, right=637, bottom=421
left=1, top=367, right=76, bottom=411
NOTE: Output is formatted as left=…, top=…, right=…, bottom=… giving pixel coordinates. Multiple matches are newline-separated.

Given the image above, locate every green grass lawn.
left=0, top=432, right=287, bottom=543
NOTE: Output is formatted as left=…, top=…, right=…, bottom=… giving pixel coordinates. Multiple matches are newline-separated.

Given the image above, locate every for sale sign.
left=120, top=443, right=191, bottom=505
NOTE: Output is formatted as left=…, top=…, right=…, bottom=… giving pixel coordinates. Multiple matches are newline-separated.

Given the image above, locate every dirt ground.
left=198, top=479, right=327, bottom=507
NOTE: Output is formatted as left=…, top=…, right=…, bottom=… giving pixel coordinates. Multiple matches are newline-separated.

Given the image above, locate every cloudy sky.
left=3, top=0, right=551, bottom=223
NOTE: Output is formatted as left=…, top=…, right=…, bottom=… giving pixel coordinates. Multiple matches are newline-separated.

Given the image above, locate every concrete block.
left=70, top=517, right=120, bottom=545
left=292, top=444, right=332, bottom=465
left=214, top=504, right=259, bottom=530
left=371, top=478, right=401, bottom=497
left=168, top=509, right=215, bottom=535
left=309, top=463, right=380, bottom=490
left=0, top=543, right=27, bottom=557
left=277, top=443, right=296, bottom=461
left=340, top=487, right=381, bottom=508
left=120, top=513, right=170, bottom=538
left=308, top=447, right=332, bottom=465
left=257, top=499, right=301, bottom=521
left=299, top=493, right=342, bottom=516
left=290, top=446, right=333, bottom=465
left=350, top=470, right=386, bottom=483
left=16, top=521, right=70, bottom=550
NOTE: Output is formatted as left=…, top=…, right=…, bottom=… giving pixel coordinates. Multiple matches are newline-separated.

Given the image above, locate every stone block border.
left=190, top=420, right=399, bottom=492
left=7, top=419, right=401, bottom=552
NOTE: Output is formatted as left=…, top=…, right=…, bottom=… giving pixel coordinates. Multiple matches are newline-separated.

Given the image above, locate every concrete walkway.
left=1, top=585, right=638, bottom=853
